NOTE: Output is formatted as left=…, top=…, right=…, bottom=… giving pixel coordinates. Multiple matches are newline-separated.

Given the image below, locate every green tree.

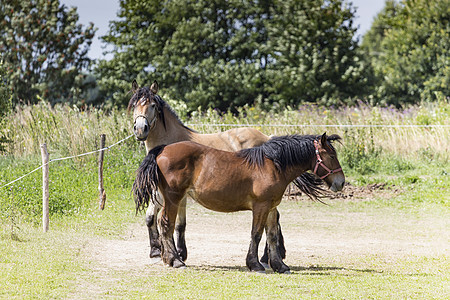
left=265, top=0, right=369, bottom=106
left=0, top=0, right=96, bottom=105
left=0, top=61, right=10, bottom=116
left=362, top=0, right=450, bottom=105
left=98, top=0, right=366, bottom=111
left=0, top=60, right=11, bottom=152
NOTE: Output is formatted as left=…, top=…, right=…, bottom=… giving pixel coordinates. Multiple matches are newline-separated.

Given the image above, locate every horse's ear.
left=132, top=80, right=139, bottom=93
left=150, top=80, right=159, bottom=94
left=320, top=132, right=331, bottom=151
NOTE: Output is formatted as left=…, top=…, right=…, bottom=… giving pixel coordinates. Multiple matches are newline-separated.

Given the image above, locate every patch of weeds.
left=419, top=146, right=436, bottom=163
left=340, top=128, right=382, bottom=175
left=402, top=175, right=420, bottom=184
left=339, top=128, right=415, bottom=176
left=0, top=205, right=21, bottom=241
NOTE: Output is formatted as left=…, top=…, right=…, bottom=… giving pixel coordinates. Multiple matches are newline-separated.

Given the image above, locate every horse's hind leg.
left=265, top=208, right=290, bottom=274
left=261, top=209, right=286, bottom=267
left=175, top=196, right=188, bottom=261
left=159, top=195, right=185, bottom=268
left=275, top=209, right=287, bottom=259
left=146, top=201, right=162, bottom=262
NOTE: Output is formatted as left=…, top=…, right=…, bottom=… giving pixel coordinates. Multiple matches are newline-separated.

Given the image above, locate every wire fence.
left=0, top=134, right=134, bottom=190
left=186, top=123, right=450, bottom=128
left=1, top=122, right=449, bottom=189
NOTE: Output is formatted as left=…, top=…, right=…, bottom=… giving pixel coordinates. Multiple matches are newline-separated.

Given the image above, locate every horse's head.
left=312, top=133, right=345, bottom=192
left=128, top=80, right=162, bottom=141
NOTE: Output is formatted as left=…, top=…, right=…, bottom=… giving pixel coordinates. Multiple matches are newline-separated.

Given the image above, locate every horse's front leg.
left=246, top=205, right=269, bottom=273
left=265, top=208, right=290, bottom=274
left=145, top=201, right=162, bottom=262
left=175, top=196, right=188, bottom=261
left=159, top=198, right=185, bottom=268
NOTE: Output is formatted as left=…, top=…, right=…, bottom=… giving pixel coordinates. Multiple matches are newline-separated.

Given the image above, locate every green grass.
left=92, top=265, right=447, bottom=299
left=1, top=193, right=448, bottom=299
left=0, top=193, right=136, bottom=299
left=1, top=227, right=84, bottom=298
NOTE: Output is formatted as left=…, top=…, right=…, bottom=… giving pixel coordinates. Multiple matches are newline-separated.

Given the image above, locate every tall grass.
left=1, top=102, right=134, bottom=158
left=2, top=99, right=448, bottom=160
left=188, top=100, right=449, bottom=158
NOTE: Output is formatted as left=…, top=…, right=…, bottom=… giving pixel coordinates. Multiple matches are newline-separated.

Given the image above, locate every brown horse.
left=133, top=133, right=345, bottom=273
left=129, top=80, right=291, bottom=265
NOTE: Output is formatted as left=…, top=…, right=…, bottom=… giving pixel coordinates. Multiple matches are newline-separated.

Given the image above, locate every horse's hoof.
left=149, top=257, right=162, bottom=265
left=283, top=270, right=291, bottom=275
left=177, top=251, right=188, bottom=262
left=172, top=259, right=186, bottom=269
left=150, top=249, right=161, bottom=258
left=260, top=262, right=270, bottom=269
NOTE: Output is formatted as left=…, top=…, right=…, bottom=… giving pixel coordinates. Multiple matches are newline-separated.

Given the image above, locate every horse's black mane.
left=237, top=134, right=341, bottom=202
left=238, top=134, right=339, bottom=172
left=128, top=86, right=194, bottom=132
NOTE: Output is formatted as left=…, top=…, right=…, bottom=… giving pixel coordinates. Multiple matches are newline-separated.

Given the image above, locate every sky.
left=60, top=0, right=386, bottom=60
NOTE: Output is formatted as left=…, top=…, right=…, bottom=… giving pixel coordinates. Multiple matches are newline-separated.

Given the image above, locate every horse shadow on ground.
left=289, top=265, right=383, bottom=275
left=190, top=264, right=382, bottom=275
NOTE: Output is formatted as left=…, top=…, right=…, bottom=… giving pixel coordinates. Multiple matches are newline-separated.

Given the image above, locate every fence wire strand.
left=186, top=123, right=450, bottom=128
left=1, top=122, right=449, bottom=189
left=0, top=134, right=134, bottom=189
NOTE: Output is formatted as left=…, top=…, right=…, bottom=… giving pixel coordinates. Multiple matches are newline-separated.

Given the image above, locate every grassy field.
left=0, top=100, right=449, bottom=298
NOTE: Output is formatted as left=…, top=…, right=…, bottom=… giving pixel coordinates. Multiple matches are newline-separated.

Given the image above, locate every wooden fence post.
left=98, top=134, right=106, bottom=210
left=40, top=143, right=49, bottom=232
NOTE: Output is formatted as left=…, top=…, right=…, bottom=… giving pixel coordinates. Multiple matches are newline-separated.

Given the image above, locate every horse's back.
left=193, top=127, right=269, bottom=152
left=227, top=127, right=269, bottom=149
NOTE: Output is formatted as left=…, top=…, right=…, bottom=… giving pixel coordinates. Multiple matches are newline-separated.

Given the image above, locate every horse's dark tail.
left=132, top=145, right=166, bottom=214
left=293, top=172, right=330, bottom=205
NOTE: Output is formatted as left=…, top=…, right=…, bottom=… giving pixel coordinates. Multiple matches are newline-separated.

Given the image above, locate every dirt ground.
left=85, top=183, right=448, bottom=273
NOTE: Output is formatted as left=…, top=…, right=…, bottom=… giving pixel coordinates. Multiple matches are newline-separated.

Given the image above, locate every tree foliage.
left=362, top=0, right=450, bottom=105
left=265, top=0, right=369, bottom=106
left=0, top=0, right=96, bottom=105
left=0, top=60, right=11, bottom=152
left=97, top=0, right=367, bottom=111
left=0, top=61, right=10, bottom=117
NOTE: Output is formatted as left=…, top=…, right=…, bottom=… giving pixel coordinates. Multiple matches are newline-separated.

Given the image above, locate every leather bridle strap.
left=313, top=140, right=342, bottom=180
left=134, top=114, right=157, bottom=131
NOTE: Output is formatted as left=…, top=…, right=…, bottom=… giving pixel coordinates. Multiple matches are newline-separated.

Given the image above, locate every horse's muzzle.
left=330, top=179, right=345, bottom=192
left=133, top=117, right=150, bottom=141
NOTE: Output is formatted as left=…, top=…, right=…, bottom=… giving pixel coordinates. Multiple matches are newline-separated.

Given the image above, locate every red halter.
left=313, top=140, right=342, bottom=180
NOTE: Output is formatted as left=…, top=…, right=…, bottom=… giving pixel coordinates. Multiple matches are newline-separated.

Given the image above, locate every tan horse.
left=133, top=133, right=345, bottom=273
left=129, top=81, right=287, bottom=265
